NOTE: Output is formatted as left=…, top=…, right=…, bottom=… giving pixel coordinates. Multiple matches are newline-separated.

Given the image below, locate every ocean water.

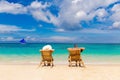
left=0, top=43, right=120, bottom=64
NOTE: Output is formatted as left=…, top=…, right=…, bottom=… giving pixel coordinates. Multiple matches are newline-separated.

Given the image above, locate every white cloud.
left=0, top=0, right=119, bottom=31
left=30, top=10, right=50, bottom=22
left=113, top=21, right=120, bottom=28
left=55, top=0, right=117, bottom=30
left=19, top=36, right=76, bottom=42
left=75, top=11, right=87, bottom=20
left=109, top=21, right=120, bottom=29
left=110, top=4, right=120, bottom=29
left=25, top=36, right=36, bottom=41
left=96, top=9, right=107, bottom=17
left=111, top=4, right=120, bottom=12
left=28, top=1, right=58, bottom=24
left=0, top=36, right=18, bottom=41
left=110, top=4, right=120, bottom=22
left=55, top=28, right=65, bottom=32
left=80, top=29, right=111, bottom=33
left=0, top=0, right=57, bottom=24
left=6, top=37, right=14, bottom=41
left=72, top=0, right=83, bottom=4
left=95, top=8, right=108, bottom=21
left=50, top=36, right=75, bottom=42
left=0, top=0, right=27, bottom=14
left=0, top=24, right=35, bottom=33
left=30, top=1, right=49, bottom=9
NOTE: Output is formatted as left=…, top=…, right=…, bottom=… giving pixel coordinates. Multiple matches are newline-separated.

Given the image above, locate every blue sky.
left=0, top=0, right=120, bottom=43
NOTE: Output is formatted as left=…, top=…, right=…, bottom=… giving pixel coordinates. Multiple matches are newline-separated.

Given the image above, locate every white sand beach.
left=0, top=64, right=120, bottom=80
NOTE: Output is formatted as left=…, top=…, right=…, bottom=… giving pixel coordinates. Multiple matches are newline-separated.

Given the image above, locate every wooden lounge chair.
left=39, top=50, right=54, bottom=67
left=68, top=48, right=85, bottom=67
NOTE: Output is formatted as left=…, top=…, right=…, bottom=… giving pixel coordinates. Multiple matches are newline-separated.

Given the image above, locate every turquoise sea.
left=0, top=43, right=120, bottom=64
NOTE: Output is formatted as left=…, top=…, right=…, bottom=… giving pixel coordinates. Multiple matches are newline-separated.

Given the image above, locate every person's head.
left=74, top=44, right=78, bottom=48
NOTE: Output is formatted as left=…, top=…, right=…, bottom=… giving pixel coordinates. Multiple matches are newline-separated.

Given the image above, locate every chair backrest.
left=40, top=50, right=54, bottom=61
left=68, top=48, right=81, bottom=55
left=68, top=48, right=82, bottom=60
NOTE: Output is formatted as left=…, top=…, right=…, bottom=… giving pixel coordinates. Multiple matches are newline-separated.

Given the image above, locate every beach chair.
left=68, top=48, right=85, bottom=67
left=39, top=50, right=54, bottom=67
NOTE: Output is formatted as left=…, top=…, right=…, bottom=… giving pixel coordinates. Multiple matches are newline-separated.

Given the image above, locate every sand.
left=0, top=64, right=120, bottom=80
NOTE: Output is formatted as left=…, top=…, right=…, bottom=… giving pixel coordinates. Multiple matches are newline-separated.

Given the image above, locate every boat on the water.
left=19, top=38, right=26, bottom=44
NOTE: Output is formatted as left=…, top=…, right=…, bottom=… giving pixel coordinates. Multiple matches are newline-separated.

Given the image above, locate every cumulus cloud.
left=0, top=24, right=35, bottom=33
left=109, top=21, right=120, bottom=29
left=28, top=1, right=50, bottom=22
left=110, top=4, right=120, bottom=21
left=75, top=11, right=87, bottom=19
left=0, top=0, right=119, bottom=31
left=113, top=21, right=120, bottom=28
left=110, top=4, right=120, bottom=29
left=54, top=0, right=117, bottom=30
left=95, top=8, right=108, bottom=21
left=0, top=0, right=27, bottom=14
left=28, top=1, right=58, bottom=24
left=0, top=0, right=57, bottom=24
left=111, top=4, right=120, bottom=12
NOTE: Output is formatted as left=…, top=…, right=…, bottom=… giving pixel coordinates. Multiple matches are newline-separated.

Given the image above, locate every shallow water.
left=0, top=43, right=120, bottom=64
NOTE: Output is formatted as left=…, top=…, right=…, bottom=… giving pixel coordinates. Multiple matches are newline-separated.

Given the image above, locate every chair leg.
left=70, top=61, right=72, bottom=67
left=51, top=61, right=54, bottom=67
left=52, top=61, right=54, bottom=66
left=81, top=61, right=85, bottom=67
left=68, top=61, right=70, bottom=67
left=68, top=60, right=70, bottom=67
left=80, top=60, right=85, bottom=67
left=43, top=61, right=45, bottom=66
left=68, top=58, right=71, bottom=67
left=38, top=61, right=43, bottom=68
left=79, top=61, right=81, bottom=67
left=47, top=61, right=51, bottom=66
left=75, top=61, right=77, bottom=67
